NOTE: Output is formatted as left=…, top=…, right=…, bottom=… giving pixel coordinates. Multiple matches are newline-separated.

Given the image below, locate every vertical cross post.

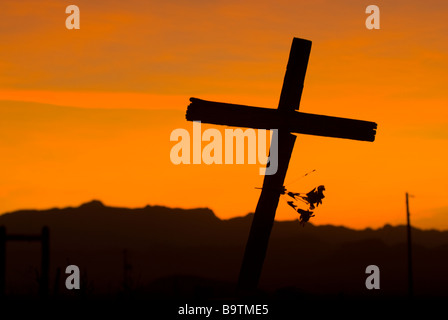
left=237, top=38, right=312, bottom=294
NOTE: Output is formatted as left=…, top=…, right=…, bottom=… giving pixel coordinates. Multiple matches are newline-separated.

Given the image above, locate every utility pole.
left=406, top=192, right=413, bottom=298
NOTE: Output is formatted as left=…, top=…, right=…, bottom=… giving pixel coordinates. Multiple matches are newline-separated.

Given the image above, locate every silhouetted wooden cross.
left=185, top=38, right=377, bottom=294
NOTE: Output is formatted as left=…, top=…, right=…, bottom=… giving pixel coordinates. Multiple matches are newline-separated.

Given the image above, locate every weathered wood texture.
left=187, top=98, right=377, bottom=142
left=236, top=38, right=311, bottom=294
left=184, top=37, right=378, bottom=294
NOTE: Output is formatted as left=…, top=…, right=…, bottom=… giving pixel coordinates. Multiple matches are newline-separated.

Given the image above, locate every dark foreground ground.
left=0, top=201, right=447, bottom=317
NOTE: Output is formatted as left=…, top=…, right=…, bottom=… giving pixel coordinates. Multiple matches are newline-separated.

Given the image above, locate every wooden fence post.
left=40, top=226, right=50, bottom=297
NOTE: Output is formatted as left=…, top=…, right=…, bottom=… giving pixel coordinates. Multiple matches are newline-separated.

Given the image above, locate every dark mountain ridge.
left=1, top=200, right=447, bottom=299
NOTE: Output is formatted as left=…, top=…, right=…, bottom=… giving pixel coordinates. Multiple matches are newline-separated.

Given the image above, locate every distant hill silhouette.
left=1, top=200, right=448, bottom=299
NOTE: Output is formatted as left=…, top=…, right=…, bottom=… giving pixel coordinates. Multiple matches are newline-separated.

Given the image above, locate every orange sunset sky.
left=0, top=0, right=447, bottom=229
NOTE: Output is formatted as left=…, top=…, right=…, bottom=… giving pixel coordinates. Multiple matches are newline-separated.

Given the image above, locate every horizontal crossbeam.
left=6, top=235, right=42, bottom=242
left=187, top=98, right=377, bottom=142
